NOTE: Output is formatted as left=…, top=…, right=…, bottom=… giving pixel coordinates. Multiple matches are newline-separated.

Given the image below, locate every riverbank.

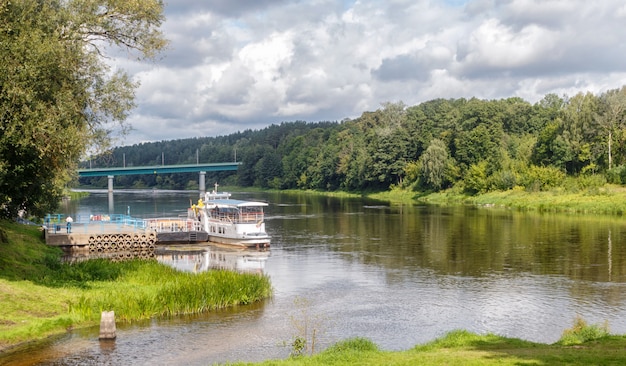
left=366, top=184, right=626, bottom=216
left=0, top=220, right=272, bottom=352
left=233, top=330, right=626, bottom=365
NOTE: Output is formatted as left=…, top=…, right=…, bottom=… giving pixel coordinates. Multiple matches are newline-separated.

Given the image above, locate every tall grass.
left=558, top=316, right=610, bottom=346
left=67, top=190, right=89, bottom=200
left=67, top=260, right=272, bottom=322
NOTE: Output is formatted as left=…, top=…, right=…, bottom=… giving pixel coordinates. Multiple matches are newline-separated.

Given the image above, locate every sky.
left=110, top=0, right=626, bottom=146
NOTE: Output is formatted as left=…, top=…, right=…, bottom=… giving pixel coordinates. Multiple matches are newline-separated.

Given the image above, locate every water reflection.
left=62, top=250, right=155, bottom=263
left=155, top=245, right=269, bottom=274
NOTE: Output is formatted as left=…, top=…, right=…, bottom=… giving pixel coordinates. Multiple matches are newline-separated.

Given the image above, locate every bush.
left=557, top=316, right=610, bottom=346
left=606, top=165, right=626, bottom=184
left=561, top=175, right=607, bottom=193
left=522, top=165, right=565, bottom=192
left=489, top=170, right=517, bottom=191
left=578, top=174, right=607, bottom=191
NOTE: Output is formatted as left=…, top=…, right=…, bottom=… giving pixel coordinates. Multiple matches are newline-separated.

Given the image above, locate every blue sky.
left=110, top=0, right=626, bottom=145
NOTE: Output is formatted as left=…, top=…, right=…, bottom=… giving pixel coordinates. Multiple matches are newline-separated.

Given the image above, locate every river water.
left=3, top=189, right=626, bottom=365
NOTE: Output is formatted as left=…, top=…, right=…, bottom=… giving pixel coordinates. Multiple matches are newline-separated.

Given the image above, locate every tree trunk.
left=609, top=131, right=613, bottom=170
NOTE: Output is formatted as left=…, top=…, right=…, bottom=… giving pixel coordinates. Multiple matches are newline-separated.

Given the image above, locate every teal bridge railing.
left=77, top=162, right=241, bottom=177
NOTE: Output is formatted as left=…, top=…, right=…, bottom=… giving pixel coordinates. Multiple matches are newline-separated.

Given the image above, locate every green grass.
left=0, top=220, right=272, bottom=350
left=229, top=330, right=626, bottom=365
left=67, top=260, right=271, bottom=322
left=367, top=185, right=626, bottom=216
left=67, top=190, right=89, bottom=200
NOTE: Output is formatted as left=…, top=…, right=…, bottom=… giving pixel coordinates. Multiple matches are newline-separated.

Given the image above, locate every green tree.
left=596, top=87, right=626, bottom=169
left=254, top=149, right=283, bottom=188
left=559, top=92, right=600, bottom=174
left=0, top=0, right=166, bottom=218
left=532, top=120, right=565, bottom=168
left=454, top=124, right=500, bottom=171
left=336, top=127, right=370, bottom=191
left=419, top=138, right=450, bottom=190
left=464, top=161, right=489, bottom=194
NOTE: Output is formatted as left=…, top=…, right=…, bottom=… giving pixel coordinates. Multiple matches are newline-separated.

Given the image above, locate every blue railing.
left=44, top=213, right=147, bottom=234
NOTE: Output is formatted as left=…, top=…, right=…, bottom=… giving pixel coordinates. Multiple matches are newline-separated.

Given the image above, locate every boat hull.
left=157, top=231, right=209, bottom=243
left=207, top=234, right=270, bottom=248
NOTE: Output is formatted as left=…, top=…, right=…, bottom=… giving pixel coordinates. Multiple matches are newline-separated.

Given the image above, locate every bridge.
left=78, top=162, right=241, bottom=192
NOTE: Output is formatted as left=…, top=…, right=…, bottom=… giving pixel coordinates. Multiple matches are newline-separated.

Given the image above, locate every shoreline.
left=72, top=183, right=626, bottom=217
left=0, top=221, right=272, bottom=354
left=365, top=185, right=626, bottom=216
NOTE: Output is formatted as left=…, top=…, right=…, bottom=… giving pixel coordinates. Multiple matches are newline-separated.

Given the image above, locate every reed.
left=67, top=261, right=272, bottom=322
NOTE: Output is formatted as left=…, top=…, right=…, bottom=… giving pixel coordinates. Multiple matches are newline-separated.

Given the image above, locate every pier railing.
left=144, top=217, right=203, bottom=233
left=44, top=213, right=148, bottom=234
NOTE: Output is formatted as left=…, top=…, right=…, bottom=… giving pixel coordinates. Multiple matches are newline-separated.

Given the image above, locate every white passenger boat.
left=191, top=186, right=270, bottom=248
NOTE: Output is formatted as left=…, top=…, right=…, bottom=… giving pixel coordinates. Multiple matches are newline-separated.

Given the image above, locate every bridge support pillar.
left=199, top=171, right=206, bottom=195
left=107, top=175, right=114, bottom=193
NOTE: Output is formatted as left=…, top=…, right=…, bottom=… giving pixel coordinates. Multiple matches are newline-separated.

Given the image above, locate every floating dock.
left=44, top=214, right=208, bottom=253
left=45, top=222, right=156, bottom=253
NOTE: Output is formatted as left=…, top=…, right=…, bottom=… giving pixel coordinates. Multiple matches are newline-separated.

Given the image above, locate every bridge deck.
left=78, top=162, right=240, bottom=177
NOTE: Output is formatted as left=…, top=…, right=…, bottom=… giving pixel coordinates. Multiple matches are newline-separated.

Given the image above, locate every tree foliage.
left=418, top=138, right=450, bottom=190
left=83, top=87, right=626, bottom=197
left=0, top=0, right=166, bottom=218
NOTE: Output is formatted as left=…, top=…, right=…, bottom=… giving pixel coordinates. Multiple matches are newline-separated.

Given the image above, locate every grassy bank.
left=0, top=220, right=272, bottom=351
left=367, top=185, right=626, bottom=215
left=67, top=190, right=89, bottom=200
left=232, top=329, right=626, bottom=365
left=274, top=184, right=626, bottom=216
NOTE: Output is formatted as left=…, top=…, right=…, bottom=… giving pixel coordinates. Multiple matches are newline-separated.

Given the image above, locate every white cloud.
left=456, top=18, right=560, bottom=73
left=111, top=0, right=626, bottom=145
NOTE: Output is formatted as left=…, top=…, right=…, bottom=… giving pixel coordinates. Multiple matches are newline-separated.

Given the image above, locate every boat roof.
left=207, top=199, right=268, bottom=208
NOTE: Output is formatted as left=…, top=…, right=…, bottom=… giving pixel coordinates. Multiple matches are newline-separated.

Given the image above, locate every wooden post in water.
left=99, top=311, right=116, bottom=340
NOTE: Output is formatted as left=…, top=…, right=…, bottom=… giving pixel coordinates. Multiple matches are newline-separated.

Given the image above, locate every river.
left=2, top=189, right=626, bottom=365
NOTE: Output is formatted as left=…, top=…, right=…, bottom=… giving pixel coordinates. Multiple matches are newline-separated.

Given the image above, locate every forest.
left=79, top=86, right=626, bottom=195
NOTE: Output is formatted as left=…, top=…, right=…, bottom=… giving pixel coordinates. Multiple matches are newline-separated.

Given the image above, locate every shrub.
left=489, top=170, right=517, bottom=191
left=606, top=165, right=626, bottom=184
left=580, top=174, right=606, bottom=188
left=522, top=165, right=565, bottom=192
left=561, top=175, right=607, bottom=194
left=557, top=316, right=610, bottom=346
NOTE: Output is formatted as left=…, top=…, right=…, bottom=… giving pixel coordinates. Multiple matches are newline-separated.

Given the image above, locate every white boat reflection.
left=155, top=245, right=269, bottom=274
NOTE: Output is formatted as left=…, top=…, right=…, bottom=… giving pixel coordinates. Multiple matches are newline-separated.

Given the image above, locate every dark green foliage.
left=82, top=88, right=626, bottom=196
